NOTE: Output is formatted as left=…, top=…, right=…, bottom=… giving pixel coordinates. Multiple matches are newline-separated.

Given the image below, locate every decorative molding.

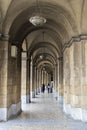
left=63, top=34, right=87, bottom=52
left=0, top=108, right=7, bottom=121
left=0, top=33, right=2, bottom=39
left=27, top=57, right=31, bottom=61
left=63, top=103, right=87, bottom=122
left=21, top=95, right=30, bottom=104
left=63, top=103, right=82, bottom=120
left=0, top=102, right=21, bottom=121
left=58, top=57, right=63, bottom=61
left=30, top=91, right=35, bottom=99
left=1, top=34, right=9, bottom=41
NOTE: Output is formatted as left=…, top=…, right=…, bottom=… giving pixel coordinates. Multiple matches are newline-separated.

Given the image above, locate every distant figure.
left=41, top=84, right=45, bottom=93
left=47, top=83, right=50, bottom=93
left=50, top=83, right=53, bottom=93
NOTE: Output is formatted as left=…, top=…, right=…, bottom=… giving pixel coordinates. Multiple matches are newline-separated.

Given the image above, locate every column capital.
left=27, top=57, right=31, bottom=61
left=58, top=57, right=63, bottom=62
left=0, top=34, right=9, bottom=41
left=33, top=64, right=37, bottom=69
left=55, top=63, right=57, bottom=66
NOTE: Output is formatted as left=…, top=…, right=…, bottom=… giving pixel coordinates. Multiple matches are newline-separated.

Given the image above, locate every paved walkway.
left=0, top=91, right=87, bottom=130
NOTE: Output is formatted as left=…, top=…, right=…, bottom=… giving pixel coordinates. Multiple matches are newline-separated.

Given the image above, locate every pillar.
left=0, top=36, right=21, bottom=121
left=36, top=68, right=40, bottom=93
left=63, top=48, right=70, bottom=113
left=21, top=52, right=29, bottom=104
left=30, top=57, right=35, bottom=99
left=41, top=70, right=44, bottom=84
left=53, top=64, right=58, bottom=99
left=27, top=58, right=31, bottom=103
left=0, top=36, right=9, bottom=121
left=62, top=35, right=87, bottom=122
left=10, top=44, right=21, bottom=119
left=38, top=69, right=41, bottom=93
left=69, top=42, right=82, bottom=120
left=58, top=57, right=63, bottom=102
left=33, top=65, right=37, bottom=95
left=80, top=40, right=87, bottom=121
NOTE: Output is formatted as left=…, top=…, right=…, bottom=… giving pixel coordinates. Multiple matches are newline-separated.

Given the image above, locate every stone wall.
left=0, top=39, right=21, bottom=121
left=63, top=39, right=87, bottom=122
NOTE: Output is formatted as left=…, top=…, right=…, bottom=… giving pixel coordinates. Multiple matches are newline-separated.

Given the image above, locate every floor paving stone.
left=0, top=91, right=87, bottom=130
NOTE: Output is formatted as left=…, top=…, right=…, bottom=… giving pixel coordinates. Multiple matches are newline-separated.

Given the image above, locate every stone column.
left=37, top=68, right=40, bottom=93
left=30, top=57, right=35, bottom=99
left=43, top=70, right=45, bottom=84
left=53, top=68, right=55, bottom=92
left=63, top=36, right=87, bottom=122
left=70, top=42, right=82, bottom=120
left=33, top=65, right=37, bottom=95
left=27, top=58, right=31, bottom=103
left=11, top=44, right=22, bottom=119
left=64, top=42, right=82, bottom=120
left=63, top=48, right=70, bottom=113
left=36, top=68, right=39, bottom=93
left=42, top=70, right=44, bottom=84
left=0, top=36, right=9, bottom=121
left=80, top=40, right=87, bottom=121
left=47, top=73, right=51, bottom=85
left=44, top=70, right=47, bottom=85
left=58, top=57, right=63, bottom=102
left=38, top=69, right=41, bottom=93
left=21, top=52, right=29, bottom=104
left=32, top=65, right=36, bottom=98
left=0, top=36, right=21, bottom=121
left=46, top=72, right=48, bottom=85
left=35, top=67, right=38, bottom=95
left=54, top=64, right=58, bottom=99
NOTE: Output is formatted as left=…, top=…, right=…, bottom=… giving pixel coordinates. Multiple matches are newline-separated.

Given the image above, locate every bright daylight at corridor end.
left=0, top=0, right=87, bottom=130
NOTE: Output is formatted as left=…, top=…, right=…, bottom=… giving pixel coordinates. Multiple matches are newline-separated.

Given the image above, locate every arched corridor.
left=1, top=0, right=87, bottom=129
left=0, top=92, right=87, bottom=130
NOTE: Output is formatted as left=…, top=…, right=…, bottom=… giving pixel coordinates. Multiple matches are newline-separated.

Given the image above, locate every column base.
left=53, top=91, right=58, bottom=100
left=63, top=103, right=83, bottom=121
left=82, top=109, right=87, bottom=122
left=36, top=88, right=40, bottom=94
left=30, top=91, right=35, bottom=98
left=58, top=96, right=63, bottom=104
left=0, top=108, right=7, bottom=121
left=71, top=107, right=82, bottom=120
left=21, top=95, right=30, bottom=104
left=0, top=102, right=21, bottom=121
left=53, top=91, right=63, bottom=103
left=63, top=103, right=71, bottom=115
left=35, top=89, right=38, bottom=95
left=38, top=87, right=40, bottom=93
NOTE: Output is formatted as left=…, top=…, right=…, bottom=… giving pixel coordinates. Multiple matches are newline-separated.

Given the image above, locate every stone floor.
left=0, top=91, right=87, bottom=130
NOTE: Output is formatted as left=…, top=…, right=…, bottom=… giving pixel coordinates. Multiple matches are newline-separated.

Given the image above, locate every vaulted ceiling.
left=0, top=0, right=87, bottom=75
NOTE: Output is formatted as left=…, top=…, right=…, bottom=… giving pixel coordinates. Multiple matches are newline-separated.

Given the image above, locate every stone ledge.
left=63, top=103, right=87, bottom=122
left=8, top=102, right=21, bottom=120
left=21, top=95, right=30, bottom=104
left=63, top=34, right=87, bottom=52
left=0, top=102, right=21, bottom=121
left=0, top=108, right=7, bottom=121
left=30, top=91, right=35, bottom=99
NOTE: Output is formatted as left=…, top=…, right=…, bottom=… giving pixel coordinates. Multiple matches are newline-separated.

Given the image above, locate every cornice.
left=63, top=34, right=87, bottom=52
left=0, top=34, right=9, bottom=41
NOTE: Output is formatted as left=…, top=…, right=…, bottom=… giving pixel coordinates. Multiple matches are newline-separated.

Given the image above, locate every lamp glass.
left=29, top=15, right=46, bottom=26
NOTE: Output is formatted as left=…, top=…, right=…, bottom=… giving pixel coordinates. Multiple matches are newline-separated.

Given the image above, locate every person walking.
left=41, top=84, right=45, bottom=93
left=47, top=83, right=50, bottom=93
left=43, top=84, right=45, bottom=93
left=50, top=83, right=53, bottom=93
